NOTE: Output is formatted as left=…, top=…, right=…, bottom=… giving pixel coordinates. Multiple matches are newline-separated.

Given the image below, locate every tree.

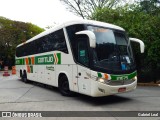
left=136, top=0, right=160, bottom=16
left=60, top=0, right=123, bottom=19
left=0, top=16, right=44, bottom=68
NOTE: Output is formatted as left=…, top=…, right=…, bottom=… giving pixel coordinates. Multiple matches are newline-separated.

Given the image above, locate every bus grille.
left=107, top=79, right=135, bottom=86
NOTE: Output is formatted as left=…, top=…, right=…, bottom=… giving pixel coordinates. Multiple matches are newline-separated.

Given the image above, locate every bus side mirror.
left=76, top=30, right=96, bottom=48
left=129, top=38, right=145, bottom=53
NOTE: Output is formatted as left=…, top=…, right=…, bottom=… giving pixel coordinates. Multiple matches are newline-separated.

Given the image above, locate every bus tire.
left=20, top=70, right=23, bottom=80
left=22, top=71, right=28, bottom=83
left=58, top=75, right=73, bottom=96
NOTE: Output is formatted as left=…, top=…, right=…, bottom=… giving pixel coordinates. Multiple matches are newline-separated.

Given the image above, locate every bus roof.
left=64, top=19, right=125, bottom=31
left=17, top=19, right=125, bottom=48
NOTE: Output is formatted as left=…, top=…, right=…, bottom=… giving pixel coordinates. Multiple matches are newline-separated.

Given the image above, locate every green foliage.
left=138, top=0, right=160, bottom=15
left=92, top=3, right=160, bottom=82
left=0, top=16, right=44, bottom=68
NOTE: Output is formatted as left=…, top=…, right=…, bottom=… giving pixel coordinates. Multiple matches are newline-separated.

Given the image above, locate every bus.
left=15, top=20, right=145, bottom=97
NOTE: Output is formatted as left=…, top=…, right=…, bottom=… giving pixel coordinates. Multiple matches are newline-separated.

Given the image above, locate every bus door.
left=76, top=37, right=91, bottom=95
left=72, top=65, right=79, bottom=92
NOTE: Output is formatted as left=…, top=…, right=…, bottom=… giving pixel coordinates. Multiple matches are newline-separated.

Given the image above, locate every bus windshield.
left=87, top=25, right=135, bottom=73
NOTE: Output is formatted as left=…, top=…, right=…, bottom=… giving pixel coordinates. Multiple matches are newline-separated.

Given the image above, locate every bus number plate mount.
left=118, top=87, right=126, bottom=92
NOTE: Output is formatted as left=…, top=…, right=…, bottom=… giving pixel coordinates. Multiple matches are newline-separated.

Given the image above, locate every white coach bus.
left=15, top=20, right=144, bottom=97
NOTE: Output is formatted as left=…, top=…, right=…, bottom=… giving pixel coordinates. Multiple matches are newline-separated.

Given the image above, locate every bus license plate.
left=118, top=87, right=126, bottom=92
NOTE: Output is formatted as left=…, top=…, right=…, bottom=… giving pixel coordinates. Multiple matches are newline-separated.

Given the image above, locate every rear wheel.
left=20, top=70, right=22, bottom=78
left=22, top=71, right=28, bottom=83
left=58, top=75, right=73, bottom=96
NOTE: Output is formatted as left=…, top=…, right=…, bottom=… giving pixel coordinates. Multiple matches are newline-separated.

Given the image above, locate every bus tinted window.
left=48, top=30, right=65, bottom=52
left=66, top=24, right=85, bottom=61
left=16, top=29, right=68, bottom=57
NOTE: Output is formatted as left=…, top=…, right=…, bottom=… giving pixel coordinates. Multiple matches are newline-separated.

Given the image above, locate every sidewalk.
left=138, top=81, right=160, bottom=86
left=0, top=70, right=18, bottom=80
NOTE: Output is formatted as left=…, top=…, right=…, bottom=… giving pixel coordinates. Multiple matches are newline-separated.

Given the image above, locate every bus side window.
left=49, top=29, right=68, bottom=53
left=66, top=24, right=86, bottom=61
left=36, top=37, right=43, bottom=53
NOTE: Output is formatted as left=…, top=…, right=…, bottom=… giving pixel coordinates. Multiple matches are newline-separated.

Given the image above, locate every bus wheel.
left=22, top=71, right=28, bottom=83
left=58, top=75, right=72, bottom=96
left=20, top=70, right=23, bottom=80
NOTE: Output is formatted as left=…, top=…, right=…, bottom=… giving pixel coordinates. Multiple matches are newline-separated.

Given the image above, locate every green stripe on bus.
left=35, top=54, right=54, bottom=65
left=30, top=66, right=33, bottom=73
left=16, top=53, right=61, bottom=65
left=15, top=58, right=25, bottom=65
left=97, top=71, right=137, bottom=81
left=57, top=53, right=61, bottom=64
left=28, top=57, right=32, bottom=65
left=110, top=71, right=137, bottom=81
left=97, top=73, right=102, bottom=78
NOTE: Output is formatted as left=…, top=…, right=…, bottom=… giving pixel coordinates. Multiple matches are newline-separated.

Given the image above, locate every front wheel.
left=58, top=75, right=73, bottom=96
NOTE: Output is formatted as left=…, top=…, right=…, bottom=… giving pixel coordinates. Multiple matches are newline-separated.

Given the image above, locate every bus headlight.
left=132, top=76, right=137, bottom=81
left=99, top=78, right=105, bottom=83
left=98, top=78, right=110, bottom=84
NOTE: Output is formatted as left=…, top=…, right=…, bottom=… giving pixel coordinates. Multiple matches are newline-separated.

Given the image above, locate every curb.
left=138, top=83, right=160, bottom=86
left=0, top=75, right=18, bottom=80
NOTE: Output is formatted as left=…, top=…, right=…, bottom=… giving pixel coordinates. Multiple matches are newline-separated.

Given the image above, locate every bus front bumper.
left=91, top=79, right=137, bottom=97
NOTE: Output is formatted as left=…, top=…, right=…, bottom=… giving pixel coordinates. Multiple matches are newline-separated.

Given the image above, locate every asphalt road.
left=0, top=73, right=160, bottom=120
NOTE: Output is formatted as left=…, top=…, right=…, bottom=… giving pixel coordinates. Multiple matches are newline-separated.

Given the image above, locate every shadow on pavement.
left=20, top=79, right=132, bottom=106
left=74, top=94, right=132, bottom=106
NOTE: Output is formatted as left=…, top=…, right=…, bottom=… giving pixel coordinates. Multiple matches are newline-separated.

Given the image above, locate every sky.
left=0, top=0, right=81, bottom=28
